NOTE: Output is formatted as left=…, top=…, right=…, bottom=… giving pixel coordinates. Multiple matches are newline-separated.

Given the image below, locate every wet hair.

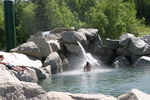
left=86, top=61, right=91, bottom=68
left=0, top=55, right=4, bottom=58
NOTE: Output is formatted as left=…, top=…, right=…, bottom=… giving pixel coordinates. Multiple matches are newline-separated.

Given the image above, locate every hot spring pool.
left=38, top=67, right=150, bottom=97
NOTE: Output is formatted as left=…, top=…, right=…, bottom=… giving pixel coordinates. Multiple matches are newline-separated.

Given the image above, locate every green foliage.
left=15, top=2, right=37, bottom=44
left=0, top=0, right=149, bottom=48
left=85, top=0, right=139, bottom=40
left=0, top=2, right=5, bottom=49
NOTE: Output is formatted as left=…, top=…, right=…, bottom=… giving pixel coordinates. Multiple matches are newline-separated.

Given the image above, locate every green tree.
left=135, top=0, right=150, bottom=25
left=85, top=0, right=139, bottom=40
left=16, top=2, right=37, bottom=44
left=33, top=0, right=50, bottom=31
left=0, top=1, right=5, bottom=49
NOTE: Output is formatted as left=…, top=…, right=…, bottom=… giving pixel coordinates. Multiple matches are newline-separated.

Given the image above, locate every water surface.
left=38, top=67, right=150, bottom=97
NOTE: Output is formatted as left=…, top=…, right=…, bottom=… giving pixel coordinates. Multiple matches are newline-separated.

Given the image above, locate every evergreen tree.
left=16, top=2, right=37, bottom=44
left=85, top=0, right=139, bottom=40
left=0, top=1, right=5, bottom=49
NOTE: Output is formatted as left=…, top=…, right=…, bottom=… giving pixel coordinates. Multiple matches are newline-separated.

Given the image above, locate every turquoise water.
left=38, top=67, right=150, bottom=97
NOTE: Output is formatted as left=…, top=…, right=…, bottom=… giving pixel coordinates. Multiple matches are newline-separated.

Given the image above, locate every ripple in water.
left=38, top=67, right=150, bottom=97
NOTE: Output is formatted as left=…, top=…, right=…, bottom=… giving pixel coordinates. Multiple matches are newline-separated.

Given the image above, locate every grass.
left=138, top=26, right=150, bottom=36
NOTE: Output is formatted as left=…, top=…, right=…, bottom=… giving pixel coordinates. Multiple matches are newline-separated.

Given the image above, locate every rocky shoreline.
left=1, top=27, right=150, bottom=100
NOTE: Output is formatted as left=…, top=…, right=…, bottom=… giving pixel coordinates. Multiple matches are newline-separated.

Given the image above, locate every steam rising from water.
left=57, top=68, right=113, bottom=76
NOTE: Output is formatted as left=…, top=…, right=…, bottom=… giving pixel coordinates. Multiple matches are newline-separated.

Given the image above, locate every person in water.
left=84, top=61, right=94, bottom=71
left=0, top=55, right=26, bottom=72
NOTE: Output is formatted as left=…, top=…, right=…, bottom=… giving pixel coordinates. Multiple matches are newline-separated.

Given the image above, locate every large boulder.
left=44, top=52, right=63, bottom=74
left=89, top=35, right=105, bottom=55
left=44, top=33, right=62, bottom=41
left=112, top=56, right=130, bottom=67
left=27, top=32, right=53, bottom=58
left=62, top=31, right=87, bottom=45
left=64, top=43, right=80, bottom=53
left=50, top=27, right=75, bottom=34
left=118, top=89, right=150, bottom=100
left=119, top=33, right=135, bottom=47
left=130, top=37, right=150, bottom=55
left=0, top=81, right=47, bottom=100
left=0, top=52, right=42, bottom=68
left=0, top=64, right=19, bottom=82
left=101, top=48, right=116, bottom=64
left=10, top=41, right=41, bottom=59
left=13, top=68, right=38, bottom=83
left=78, top=28, right=98, bottom=41
left=48, top=40, right=64, bottom=52
left=132, top=56, right=150, bottom=67
left=105, top=38, right=120, bottom=50
left=140, top=34, right=150, bottom=45
left=0, top=81, right=117, bottom=100
left=116, top=47, right=132, bottom=56
left=47, top=92, right=117, bottom=100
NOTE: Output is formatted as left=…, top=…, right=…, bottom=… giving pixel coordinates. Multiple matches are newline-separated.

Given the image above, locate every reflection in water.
left=38, top=67, right=150, bottom=97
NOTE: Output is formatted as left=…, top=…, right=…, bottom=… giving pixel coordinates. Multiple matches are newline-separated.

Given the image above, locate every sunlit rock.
left=78, top=28, right=98, bottom=41
left=130, top=37, right=150, bottom=55
left=50, top=27, right=75, bottom=34
left=62, top=31, right=87, bottom=45
left=140, top=34, right=150, bottom=45
left=0, top=64, right=19, bottom=82
left=0, top=52, right=42, bottom=68
left=119, top=33, right=135, bottom=47
left=27, top=31, right=53, bottom=58
left=44, top=52, right=63, bottom=74
left=12, top=68, right=38, bottom=83
left=44, top=33, right=62, bottom=41
left=118, top=89, right=150, bottom=100
left=64, top=43, right=80, bottom=53
left=10, top=41, right=41, bottom=59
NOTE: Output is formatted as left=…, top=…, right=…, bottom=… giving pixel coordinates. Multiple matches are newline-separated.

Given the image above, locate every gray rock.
left=64, top=43, right=80, bottom=53
left=44, top=52, right=63, bottom=74
left=10, top=41, right=41, bottom=59
left=0, top=64, right=19, bottom=82
left=130, top=37, right=150, bottom=55
left=119, top=33, right=135, bottom=47
left=116, top=47, right=132, bottom=56
left=27, top=32, right=53, bottom=58
left=47, top=92, right=117, bottom=100
left=0, top=81, right=47, bottom=100
left=41, top=65, right=51, bottom=77
left=89, top=35, right=105, bottom=55
left=105, top=38, right=120, bottom=50
left=13, top=68, right=38, bottom=83
left=118, top=89, right=150, bottom=100
left=48, top=40, right=64, bottom=52
left=32, top=67, right=47, bottom=79
left=62, top=31, right=87, bottom=45
left=140, top=34, right=150, bottom=45
left=132, top=56, right=150, bottom=67
left=78, top=28, right=98, bottom=41
left=45, top=33, right=62, bottom=41
left=0, top=52, right=42, bottom=68
left=131, top=55, right=141, bottom=64
left=51, top=27, right=75, bottom=34
left=112, top=56, right=130, bottom=67
left=58, top=52, right=70, bottom=71
left=101, top=48, right=116, bottom=64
